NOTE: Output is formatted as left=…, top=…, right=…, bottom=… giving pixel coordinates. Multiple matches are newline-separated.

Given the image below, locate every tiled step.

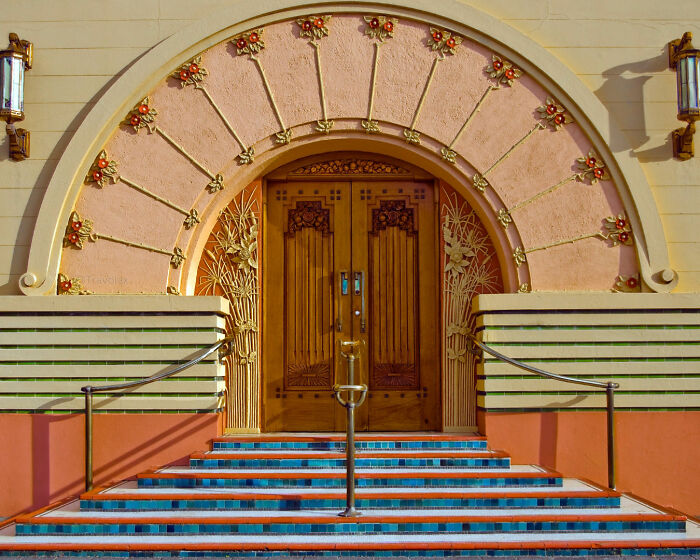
left=80, top=488, right=620, bottom=511
left=15, top=509, right=687, bottom=536
left=2, top=532, right=699, bottom=557
left=212, top=434, right=488, bottom=451
left=188, top=450, right=511, bottom=469
left=138, top=466, right=561, bottom=489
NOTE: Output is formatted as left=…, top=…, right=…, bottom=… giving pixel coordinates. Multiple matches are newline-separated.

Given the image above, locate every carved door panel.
left=352, top=182, right=439, bottom=431
left=263, top=180, right=438, bottom=432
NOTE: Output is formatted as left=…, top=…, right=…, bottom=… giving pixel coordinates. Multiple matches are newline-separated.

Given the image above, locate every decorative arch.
left=20, top=0, right=676, bottom=296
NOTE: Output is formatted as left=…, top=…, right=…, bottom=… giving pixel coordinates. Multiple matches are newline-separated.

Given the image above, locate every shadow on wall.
left=26, top=412, right=217, bottom=516
left=596, top=49, right=673, bottom=163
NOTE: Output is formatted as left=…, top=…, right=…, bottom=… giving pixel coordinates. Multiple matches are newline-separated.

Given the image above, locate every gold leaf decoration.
left=85, top=150, right=118, bottom=187
left=237, top=147, right=255, bottom=165
left=364, top=16, right=398, bottom=42
left=441, top=147, right=457, bottom=164
left=603, top=214, right=634, bottom=247
left=361, top=119, right=380, bottom=133
left=290, top=158, right=410, bottom=175
left=485, top=55, right=522, bottom=86
left=297, top=15, right=331, bottom=40
left=183, top=209, right=200, bottom=230
left=613, top=274, right=641, bottom=292
left=427, top=27, right=462, bottom=55
left=576, top=150, right=611, bottom=183
left=57, top=273, right=91, bottom=295
left=124, top=97, right=157, bottom=133
left=315, top=119, right=334, bottom=134
left=166, top=286, right=181, bottom=295
left=170, top=247, right=186, bottom=268
left=63, top=211, right=93, bottom=250
left=173, top=56, right=208, bottom=87
left=404, top=128, right=421, bottom=144
left=207, top=174, right=225, bottom=193
left=537, top=97, right=573, bottom=130
left=513, top=246, right=527, bottom=266
left=518, top=283, right=531, bottom=293
left=232, top=29, right=265, bottom=56
left=472, top=173, right=489, bottom=193
left=497, top=208, right=512, bottom=229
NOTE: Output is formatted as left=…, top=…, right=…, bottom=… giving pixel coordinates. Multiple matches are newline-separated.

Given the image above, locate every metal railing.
left=80, top=336, right=233, bottom=491
left=466, top=333, right=619, bottom=489
left=333, top=340, right=367, bottom=517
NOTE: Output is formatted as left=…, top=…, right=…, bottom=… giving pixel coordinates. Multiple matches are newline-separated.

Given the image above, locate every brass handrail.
left=467, top=333, right=619, bottom=489
left=80, top=336, right=233, bottom=491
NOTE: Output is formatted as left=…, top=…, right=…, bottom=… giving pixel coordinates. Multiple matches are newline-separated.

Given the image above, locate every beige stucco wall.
left=0, top=0, right=698, bottom=294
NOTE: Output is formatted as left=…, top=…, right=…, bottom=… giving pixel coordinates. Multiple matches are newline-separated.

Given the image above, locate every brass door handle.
left=354, top=271, right=366, bottom=332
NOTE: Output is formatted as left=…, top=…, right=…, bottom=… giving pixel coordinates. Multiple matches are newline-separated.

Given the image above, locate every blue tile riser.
left=137, top=476, right=562, bottom=489
left=15, top=520, right=687, bottom=536
left=188, top=458, right=511, bottom=469
left=1, top=549, right=700, bottom=557
left=80, top=496, right=620, bottom=511
left=211, top=441, right=488, bottom=450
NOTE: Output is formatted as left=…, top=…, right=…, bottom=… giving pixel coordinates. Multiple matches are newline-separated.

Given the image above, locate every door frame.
left=261, top=152, right=442, bottom=432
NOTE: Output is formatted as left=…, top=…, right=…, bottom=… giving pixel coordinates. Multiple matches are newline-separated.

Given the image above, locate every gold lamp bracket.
left=6, top=123, right=30, bottom=161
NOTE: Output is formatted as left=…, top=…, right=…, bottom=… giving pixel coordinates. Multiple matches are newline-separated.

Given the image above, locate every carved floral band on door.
left=440, top=184, right=503, bottom=428
left=284, top=200, right=334, bottom=389
left=369, top=198, right=419, bottom=390
left=196, top=185, right=261, bottom=431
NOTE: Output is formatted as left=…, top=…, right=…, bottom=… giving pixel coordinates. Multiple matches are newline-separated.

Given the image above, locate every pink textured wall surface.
left=0, top=413, right=222, bottom=518
left=60, top=14, right=634, bottom=294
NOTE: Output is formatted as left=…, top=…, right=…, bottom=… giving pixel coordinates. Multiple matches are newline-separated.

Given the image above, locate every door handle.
left=354, top=271, right=366, bottom=333
left=337, top=271, right=348, bottom=332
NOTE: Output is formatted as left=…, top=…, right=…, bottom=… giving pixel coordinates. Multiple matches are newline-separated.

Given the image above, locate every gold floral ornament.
left=364, top=15, right=397, bottom=42
left=170, top=247, right=186, bottom=268
left=63, top=211, right=93, bottom=249
left=537, top=97, right=573, bottom=130
left=125, top=97, right=158, bottom=133
left=297, top=15, right=331, bottom=40
left=57, top=273, right=91, bottom=295
left=166, top=286, right=181, bottom=295
left=427, top=28, right=462, bottom=56
left=225, top=224, right=259, bottom=271
left=232, top=29, right=265, bottom=56
left=577, top=150, right=610, bottom=183
left=604, top=214, right=634, bottom=247
left=614, top=274, right=641, bottom=292
left=518, top=283, right=531, bottom=293
left=443, top=226, right=476, bottom=276
left=486, top=55, right=522, bottom=86
left=85, top=150, right=118, bottom=188
left=513, top=246, right=527, bottom=266
left=173, top=56, right=208, bottom=88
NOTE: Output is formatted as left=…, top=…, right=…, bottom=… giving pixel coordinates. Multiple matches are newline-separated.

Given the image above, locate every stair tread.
left=203, top=449, right=501, bottom=456
left=152, top=465, right=543, bottom=476
left=2, top=531, right=697, bottom=547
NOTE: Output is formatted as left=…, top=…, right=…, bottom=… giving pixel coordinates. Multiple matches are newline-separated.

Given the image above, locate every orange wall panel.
left=481, top=410, right=700, bottom=516
left=0, top=413, right=222, bottom=518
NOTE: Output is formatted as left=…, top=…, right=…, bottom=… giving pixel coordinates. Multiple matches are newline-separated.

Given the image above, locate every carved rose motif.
left=57, top=273, right=91, bottom=295
left=173, top=56, right=208, bottom=87
left=486, top=55, right=522, bottom=86
left=85, top=150, right=118, bottom=187
left=124, top=97, right=158, bottom=132
left=364, top=15, right=398, bottom=42
left=232, top=29, right=266, bottom=56
left=427, top=27, right=462, bottom=55
left=63, top=211, right=93, bottom=249
left=537, top=97, right=573, bottom=130
left=604, top=214, right=634, bottom=247
left=613, top=274, right=641, bottom=292
left=576, top=150, right=611, bottom=183
left=297, top=15, right=331, bottom=40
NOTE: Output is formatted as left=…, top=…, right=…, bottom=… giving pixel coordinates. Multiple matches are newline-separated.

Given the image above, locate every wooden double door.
left=263, top=177, right=440, bottom=431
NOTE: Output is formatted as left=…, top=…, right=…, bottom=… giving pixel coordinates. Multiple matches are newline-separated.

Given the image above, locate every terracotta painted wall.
left=0, top=413, right=222, bottom=518
left=481, top=410, right=700, bottom=517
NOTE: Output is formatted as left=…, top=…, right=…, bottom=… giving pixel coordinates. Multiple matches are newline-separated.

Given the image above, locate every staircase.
left=1, top=433, right=698, bottom=556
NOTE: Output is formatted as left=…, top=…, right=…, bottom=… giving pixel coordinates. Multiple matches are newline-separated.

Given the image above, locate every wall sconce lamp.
left=669, top=32, right=700, bottom=160
left=1, top=33, right=32, bottom=161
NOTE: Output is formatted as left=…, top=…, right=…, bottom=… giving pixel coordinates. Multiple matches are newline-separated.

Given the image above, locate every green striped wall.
left=0, top=296, right=229, bottom=413
left=473, top=293, right=700, bottom=412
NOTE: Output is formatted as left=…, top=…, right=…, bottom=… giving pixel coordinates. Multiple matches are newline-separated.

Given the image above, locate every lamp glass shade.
left=0, top=51, right=25, bottom=121
left=677, top=51, right=700, bottom=120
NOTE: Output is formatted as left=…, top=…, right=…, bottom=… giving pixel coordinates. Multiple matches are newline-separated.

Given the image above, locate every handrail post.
left=342, top=352, right=359, bottom=518
left=84, top=387, right=93, bottom=492
left=606, top=382, right=616, bottom=490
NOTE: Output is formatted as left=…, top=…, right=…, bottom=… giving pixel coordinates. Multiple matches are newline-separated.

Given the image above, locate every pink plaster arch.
left=19, top=1, right=676, bottom=295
